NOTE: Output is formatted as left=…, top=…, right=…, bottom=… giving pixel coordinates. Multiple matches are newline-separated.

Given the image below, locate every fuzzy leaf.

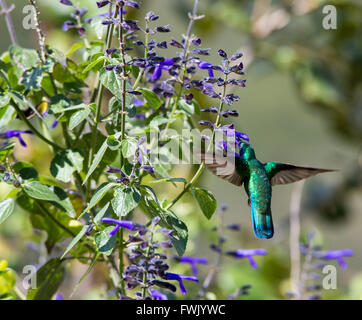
left=0, top=198, right=15, bottom=225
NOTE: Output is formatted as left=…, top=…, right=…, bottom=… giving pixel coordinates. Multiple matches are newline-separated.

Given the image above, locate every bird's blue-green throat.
left=202, top=139, right=334, bottom=239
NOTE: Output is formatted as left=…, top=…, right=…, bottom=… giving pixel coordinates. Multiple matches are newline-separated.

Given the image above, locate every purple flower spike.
left=164, top=272, right=199, bottom=295
left=226, top=249, right=267, bottom=269
left=198, top=61, right=214, bottom=78
left=101, top=218, right=148, bottom=236
left=176, top=256, right=208, bottom=275
left=0, top=130, right=34, bottom=148
left=149, top=288, right=168, bottom=300
left=62, top=21, right=76, bottom=31
left=315, top=249, right=354, bottom=270
left=151, top=58, right=174, bottom=81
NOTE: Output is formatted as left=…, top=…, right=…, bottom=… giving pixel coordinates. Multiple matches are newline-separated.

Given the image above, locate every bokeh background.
left=0, top=0, right=361, bottom=299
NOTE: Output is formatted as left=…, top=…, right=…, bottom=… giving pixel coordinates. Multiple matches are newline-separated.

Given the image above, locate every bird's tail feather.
left=250, top=202, right=274, bottom=239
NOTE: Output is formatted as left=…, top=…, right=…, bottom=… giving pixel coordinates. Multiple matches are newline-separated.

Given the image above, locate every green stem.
left=12, top=101, right=64, bottom=150
left=165, top=62, right=230, bottom=211
left=87, top=6, right=119, bottom=190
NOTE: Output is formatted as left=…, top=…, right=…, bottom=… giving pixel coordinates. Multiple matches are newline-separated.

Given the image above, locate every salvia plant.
left=0, top=0, right=353, bottom=300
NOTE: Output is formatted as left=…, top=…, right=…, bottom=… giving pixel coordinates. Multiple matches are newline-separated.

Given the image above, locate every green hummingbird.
left=201, top=138, right=335, bottom=239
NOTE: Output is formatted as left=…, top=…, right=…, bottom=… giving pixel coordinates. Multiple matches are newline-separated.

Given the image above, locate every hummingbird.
left=201, top=138, right=335, bottom=239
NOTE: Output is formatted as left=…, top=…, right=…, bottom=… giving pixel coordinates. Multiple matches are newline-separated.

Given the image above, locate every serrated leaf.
left=95, top=226, right=116, bottom=256
left=121, top=139, right=137, bottom=159
left=191, top=187, right=217, bottom=220
left=61, top=225, right=88, bottom=259
left=9, top=45, right=38, bottom=78
left=139, top=88, right=162, bottom=109
left=111, top=185, right=141, bottom=217
left=0, top=93, right=10, bottom=108
left=0, top=198, right=15, bottom=225
left=26, top=258, right=65, bottom=300
left=50, top=150, right=83, bottom=183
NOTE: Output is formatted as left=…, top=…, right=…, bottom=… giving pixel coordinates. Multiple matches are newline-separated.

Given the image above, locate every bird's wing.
left=200, top=152, right=244, bottom=186
left=264, top=162, right=335, bottom=186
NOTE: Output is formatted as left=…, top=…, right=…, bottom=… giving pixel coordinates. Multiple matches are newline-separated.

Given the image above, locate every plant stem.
left=0, top=0, right=17, bottom=45
left=12, top=101, right=64, bottom=150
left=198, top=208, right=224, bottom=298
left=165, top=62, right=230, bottom=211
left=289, top=181, right=305, bottom=299
left=162, top=0, right=200, bottom=138
left=88, top=7, right=118, bottom=180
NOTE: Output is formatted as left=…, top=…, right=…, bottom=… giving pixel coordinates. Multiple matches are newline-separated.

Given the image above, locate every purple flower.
left=219, top=128, right=249, bottom=146
left=315, top=249, right=354, bottom=269
left=148, top=288, right=168, bottom=300
left=51, top=119, right=59, bottom=130
left=96, top=0, right=110, bottom=8
left=0, top=130, right=34, bottom=148
left=101, top=218, right=147, bottom=236
left=60, top=0, right=73, bottom=6
left=176, top=256, right=209, bottom=275
left=141, top=165, right=154, bottom=174
left=151, top=58, right=174, bottom=81
left=62, top=20, right=76, bottom=31
left=55, top=292, right=64, bottom=300
left=226, top=249, right=267, bottom=269
left=218, top=49, right=227, bottom=58
left=132, top=99, right=145, bottom=107
left=198, top=61, right=214, bottom=78
left=164, top=272, right=199, bottom=295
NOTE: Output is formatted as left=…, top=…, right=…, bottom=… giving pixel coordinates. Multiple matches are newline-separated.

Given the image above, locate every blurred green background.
left=0, top=0, right=361, bottom=299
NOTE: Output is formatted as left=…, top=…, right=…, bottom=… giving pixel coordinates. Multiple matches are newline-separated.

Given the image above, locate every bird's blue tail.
left=250, top=202, right=274, bottom=239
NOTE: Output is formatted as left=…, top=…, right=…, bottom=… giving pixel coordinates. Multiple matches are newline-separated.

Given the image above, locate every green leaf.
left=50, top=150, right=84, bottom=183
left=69, top=108, right=91, bottom=130
left=178, top=99, right=195, bottom=115
left=95, top=226, right=116, bottom=256
left=0, top=106, right=15, bottom=128
left=139, top=186, right=188, bottom=255
left=9, top=45, right=38, bottom=78
left=26, top=258, right=65, bottom=300
left=0, top=143, right=15, bottom=162
left=24, top=181, right=76, bottom=218
left=49, top=94, right=71, bottom=114
left=0, top=93, right=10, bottom=108
left=111, top=185, right=141, bottom=217
left=139, top=88, right=162, bottom=109
left=21, top=67, right=43, bottom=91
left=13, top=162, right=38, bottom=180
left=190, top=187, right=217, bottom=220
left=66, top=42, right=84, bottom=57
left=99, top=67, right=123, bottom=100
left=106, top=135, right=121, bottom=151
left=79, top=182, right=117, bottom=219
left=83, top=56, right=106, bottom=74
left=0, top=198, right=15, bottom=225
left=83, top=133, right=121, bottom=184
left=166, top=211, right=188, bottom=256
left=121, top=139, right=137, bottom=158
left=94, top=203, right=110, bottom=225
left=61, top=225, right=88, bottom=259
